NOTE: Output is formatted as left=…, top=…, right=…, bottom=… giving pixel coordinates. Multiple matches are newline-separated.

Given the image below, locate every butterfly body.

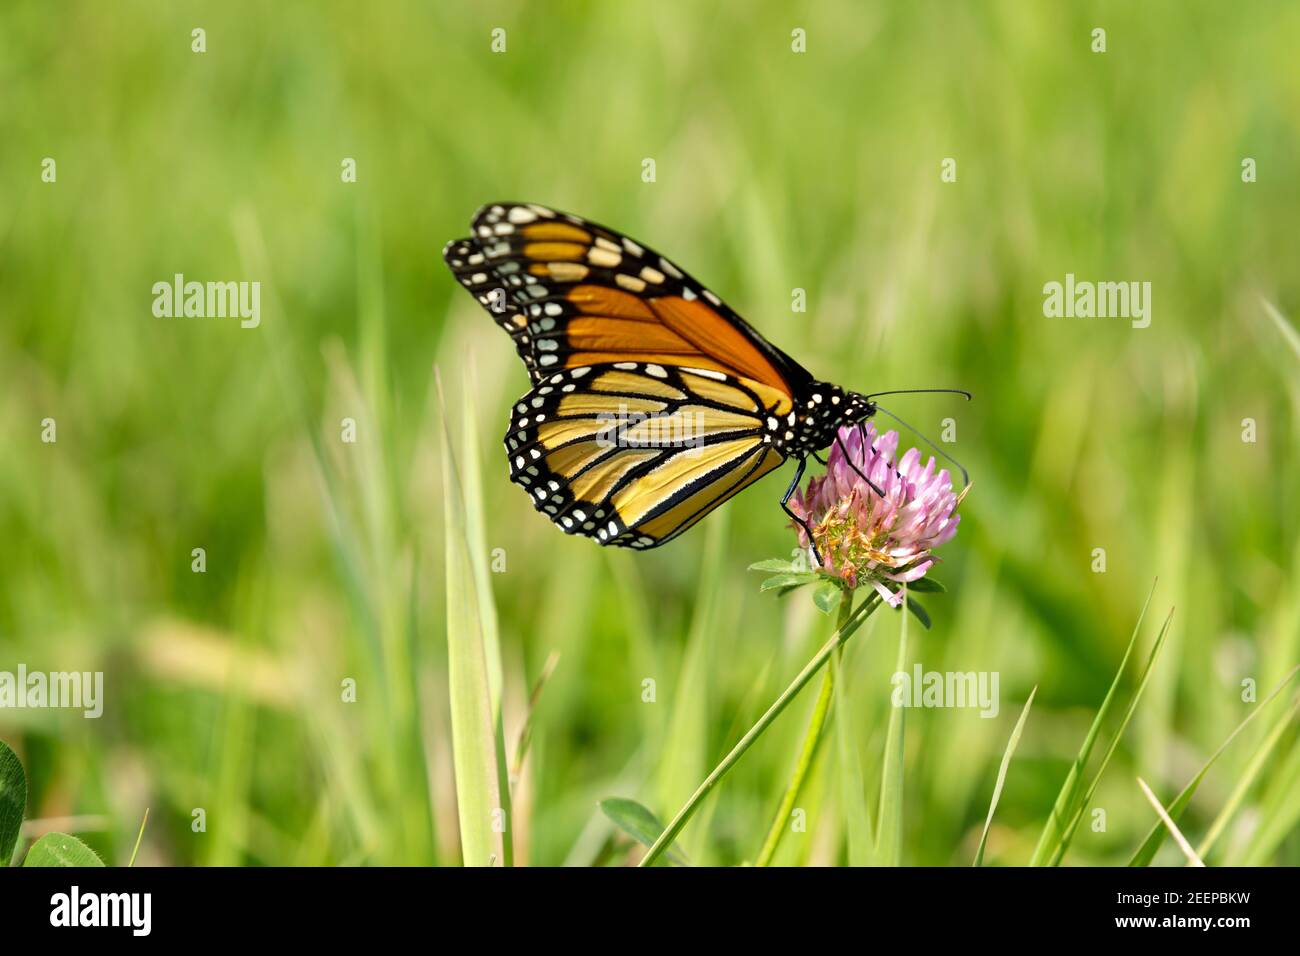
left=445, top=203, right=878, bottom=550
left=764, top=381, right=875, bottom=459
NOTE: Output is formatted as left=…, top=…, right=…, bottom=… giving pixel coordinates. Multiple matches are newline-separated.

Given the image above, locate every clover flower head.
left=789, top=424, right=962, bottom=606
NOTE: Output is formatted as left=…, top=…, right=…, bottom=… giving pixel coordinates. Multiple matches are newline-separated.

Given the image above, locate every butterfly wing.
left=444, top=202, right=813, bottom=406
left=443, top=232, right=541, bottom=377
left=508, top=362, right=786, bottom=548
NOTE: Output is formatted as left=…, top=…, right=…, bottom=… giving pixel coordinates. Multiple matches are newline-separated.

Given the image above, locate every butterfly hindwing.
left=506, top=361, right=786, bottom=548
left=446, top=203, right=814, bottom=393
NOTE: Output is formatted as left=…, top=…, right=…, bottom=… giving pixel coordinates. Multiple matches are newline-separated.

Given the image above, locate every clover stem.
left=754, top=592, right=856, bottom=866
left=639, top=591, right=880, bottom=867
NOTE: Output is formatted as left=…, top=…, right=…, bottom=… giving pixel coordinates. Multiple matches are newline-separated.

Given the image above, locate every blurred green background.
left=2, top=0, right=1298, bottom=866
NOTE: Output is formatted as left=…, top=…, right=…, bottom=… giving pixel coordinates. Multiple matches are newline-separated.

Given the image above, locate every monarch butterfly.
left=444, top=202, right=968, bottom=554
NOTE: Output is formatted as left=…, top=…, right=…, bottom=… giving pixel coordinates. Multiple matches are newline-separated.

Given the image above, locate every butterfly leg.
left=835, top=427, right=889, bottom=498
left=781, top=456, right=824, bottom=570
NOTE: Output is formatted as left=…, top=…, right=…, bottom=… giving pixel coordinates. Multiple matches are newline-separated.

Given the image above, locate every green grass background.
left=2, top=0, right=1298, bottom=866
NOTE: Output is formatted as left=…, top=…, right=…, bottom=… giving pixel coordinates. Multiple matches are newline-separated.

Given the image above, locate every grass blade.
left=974, top=686, right=1037, bottom=866
left=510, top=650, right=561, bottom=790
left=1029, top=581, right=1157, bottom=865
left=639, top=595, right=880, bottom=867
left=128, top=808, right=150, bottom=868
left=832, top=609, right=877, bottom=865
left=757, top=666, right=836, bottom=867
left=458, top=364, right=513, bottom=866
left=833, top=654, right=876, bottom=865
left=1137, top=777, right=1204, bottom=866
left=1048, top=607, right=1175, bottom=865
left=1129, top=664, right=1300, bottom=865
left=459, top=361, right=504, bottom=717
left=437, top=371, right=505, bottom=867
left=875, top=595, right=910, bottom=866
left=655, top=515, right=729, bottom=857
left=1200, top=695, right=1300, bottom=862
left=1261, top=297, right=1300, bottom=363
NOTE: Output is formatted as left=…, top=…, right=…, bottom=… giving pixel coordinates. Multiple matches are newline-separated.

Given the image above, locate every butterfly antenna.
left=871, top=403, right=971, bottom=491
left=865, top=387, right=973, bottom=402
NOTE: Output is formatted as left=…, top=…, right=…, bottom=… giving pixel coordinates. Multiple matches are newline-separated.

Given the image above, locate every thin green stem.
left=639, top=592, right=880, bottom=867
left=128, top=808, right=150, bottom=867
left=755, top=593, right=855, bottom=866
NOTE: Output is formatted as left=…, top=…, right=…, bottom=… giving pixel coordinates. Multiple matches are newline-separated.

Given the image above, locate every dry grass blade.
left=436, top=368, right=506, bottom=867
left=1137, top=777, right=1204, bottom=867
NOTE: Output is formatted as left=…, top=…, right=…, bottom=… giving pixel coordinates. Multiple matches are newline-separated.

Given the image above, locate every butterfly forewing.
left=507, top=362, right=785, bottom=548
left=443, top=235, right=539, bottom=377
left=445, top=202, right=813, bottom=394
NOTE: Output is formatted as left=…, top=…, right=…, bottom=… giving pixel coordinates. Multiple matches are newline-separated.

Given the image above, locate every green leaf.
left=904, top=596, right=931, bottom=630
left=599, top=798, right=687, bottom=865
left=23, top=833, right=104, bottom=867
left=905, top=577, right=946, bottom=593
left=0, top=740, right=27, bottom=866
left=813, top=581, right=842, bottom=615
left=759, top=572, right=818, bottom=593
left=974, top=687, right=1037, bottom=866
left=748, top=558, right=802, bottom=574
left=436, top=373, right=506, bottom=867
